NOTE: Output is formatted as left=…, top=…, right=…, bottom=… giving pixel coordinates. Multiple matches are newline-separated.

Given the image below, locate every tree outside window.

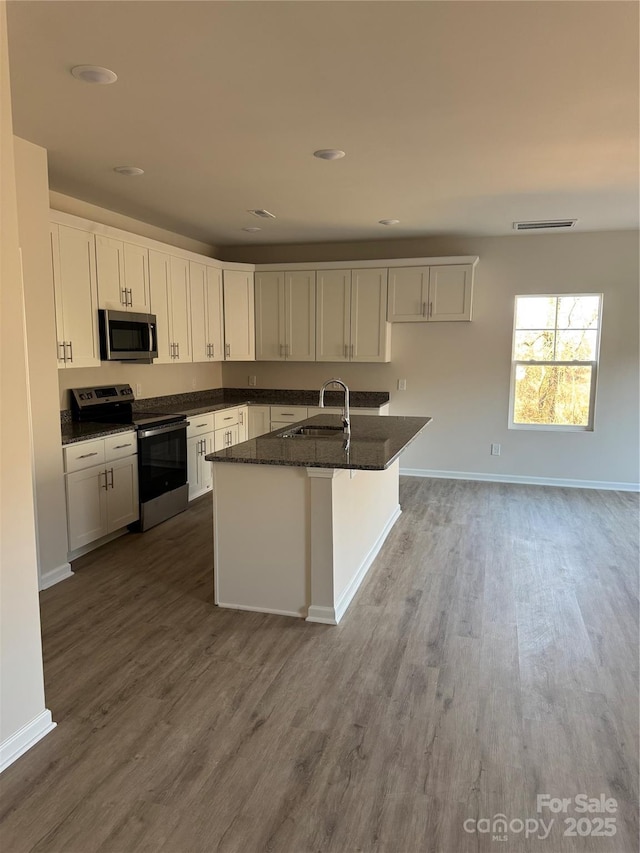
left=509, top=294, right=602, bottom=430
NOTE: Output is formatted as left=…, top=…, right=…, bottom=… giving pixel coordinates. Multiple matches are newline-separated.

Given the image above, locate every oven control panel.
left=71, top=384, right=134, bottom=409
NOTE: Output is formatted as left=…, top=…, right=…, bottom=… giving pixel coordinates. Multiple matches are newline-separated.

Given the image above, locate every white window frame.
left=508, top=293, right=603, bottom=432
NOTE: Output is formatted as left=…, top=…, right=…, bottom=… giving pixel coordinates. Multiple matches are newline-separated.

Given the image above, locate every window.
left=509, top=294, right=602, bottom=430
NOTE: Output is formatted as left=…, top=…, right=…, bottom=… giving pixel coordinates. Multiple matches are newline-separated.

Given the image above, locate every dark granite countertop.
left=61, top=421, right=137, bottom=445
left=61, top=387, right=390, bottom=444
left=205, top=414, right=431, bottom=471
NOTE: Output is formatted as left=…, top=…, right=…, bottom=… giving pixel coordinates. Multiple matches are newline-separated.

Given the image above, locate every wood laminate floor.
left=0, top=479, right=638, bottom=853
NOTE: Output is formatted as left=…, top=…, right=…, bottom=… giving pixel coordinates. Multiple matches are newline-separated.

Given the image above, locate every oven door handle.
left=138, top=421, right=188, bottom=439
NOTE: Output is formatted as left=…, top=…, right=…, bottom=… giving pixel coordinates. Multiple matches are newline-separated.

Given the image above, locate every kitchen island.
left=206, top=414, right=431, bottom=624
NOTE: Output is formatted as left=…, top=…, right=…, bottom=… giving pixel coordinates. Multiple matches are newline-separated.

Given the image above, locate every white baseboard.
left=306, top=605, right=337, bottom=625
left=0, top=709, right=56, bottom=774
left=39, top=562, right=73, bottom=591
left=400, top=468, right=640, bottom=492
left=216, top=601, right=305, bottom=619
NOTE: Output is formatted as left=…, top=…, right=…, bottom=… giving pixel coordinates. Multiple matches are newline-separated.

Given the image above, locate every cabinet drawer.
left=270, top=406, right=308, bottom=423
left=64, top=439, right=106, bottom=473
left=187, top=413, right=214, bottom=438
left=214, top=408, right=239, bottom=430
left=105, top=431, right=137, bottom=461
left=306, top=406, right=343, bottom=417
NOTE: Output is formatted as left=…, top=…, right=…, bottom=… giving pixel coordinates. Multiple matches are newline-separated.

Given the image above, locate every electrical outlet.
left=491, top=443, right=501, bottom=456
left=397, top=379, right=407, bottom=391
left=248, top=375, right=257, bottom=387
left=135, top=383, right=142, bottom=398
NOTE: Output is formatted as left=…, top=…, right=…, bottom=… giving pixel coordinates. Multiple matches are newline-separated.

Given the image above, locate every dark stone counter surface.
left=205, top=414, right=431, bottom=471
left=61, top=387, right=390, bottom=445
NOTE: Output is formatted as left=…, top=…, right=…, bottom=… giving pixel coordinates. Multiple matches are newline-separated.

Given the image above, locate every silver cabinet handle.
left=113, top=443, right=132, bottom=449
left=422, top=301, right=427, bottom=317
left=127, top=288, right=133, bottom=306
left=121, top=287, right=127, bottom=306
left=429, top=302, right=433, bottom=318
left=281, top=413, right=294, bottom=417
left=225, top=343, right=230, bottom=358
left=202, top=439, right=207, bottom=455
left=196, top=422, right=208, bottom=428
left=58, top=342, right=66, bottom=362
left=210, top=342, right=214, bottom=358
left=101, top=470, right=109, bottom=490
left=239, top=411, right=243, bottom=425
left=66, top=341, right=73, bottom=362
left=176, top=342, right=180, bottom=359
left=78, top=451, right=99, bottom=459
left=171, top=342, right=176, bottom=359
left=223, top=416, right=233, bottom=421
left=108, top=467, right=114, bottom=489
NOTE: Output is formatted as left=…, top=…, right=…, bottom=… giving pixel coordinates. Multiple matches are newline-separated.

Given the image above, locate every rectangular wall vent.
left=513, top=219, right=577, bottom=231
left=247, top=209, right=276, bottom=219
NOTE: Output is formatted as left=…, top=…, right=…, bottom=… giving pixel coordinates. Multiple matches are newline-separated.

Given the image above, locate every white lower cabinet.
left=248, top=406, right=271, bottom=439
left=188, top=433, right=214, bottom=500
left=238, top=406, right=249, bottom=442
left=215, top=423, right=239, bottom=451
left=65, top=454, right=139, bottom=552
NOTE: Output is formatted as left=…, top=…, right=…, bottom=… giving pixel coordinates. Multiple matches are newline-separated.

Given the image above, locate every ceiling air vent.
left=513, top=219, right=577, bottom=231
left=247, top=209, right=276, bottom=219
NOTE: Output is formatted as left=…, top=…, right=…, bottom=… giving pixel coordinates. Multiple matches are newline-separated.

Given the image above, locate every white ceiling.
left=7, top=1, right=639, bottom=247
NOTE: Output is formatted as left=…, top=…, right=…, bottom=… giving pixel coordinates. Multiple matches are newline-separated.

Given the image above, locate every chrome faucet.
left=319, top=378, right=350, bottom=434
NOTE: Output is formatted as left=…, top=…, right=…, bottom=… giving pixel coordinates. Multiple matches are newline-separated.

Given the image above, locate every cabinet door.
left=205, top=266, right=224, bottom=360
left=223, top=270, right=255, bottom=360
left=169, top=255, right=192, bottom=362
left=190, top=262, right=209, bottom=362
left=387, top=266, right=429, bottom=322
left=55, top=224, right=100, bottom=368
left=66, top=466, right=108, bottom=551
left=122, top=243, right=150, bottom=313
left=95, top=235, right=126, bottom=309
left=50, top=224, right=67, bottom=366
left=255, top=271, right=285, bottom=361
left=106, top=456, right=139, bottom=531
left=248, top=405, right=271, bottom=439
left=316, top=270, right=351, bottom=362
left=227, top=424, right=240, bottom=447
left=350, top=268, right=390, bottom=362
left=285, top=271, right=316, bottom=361
left=187, top=434, right=203, bottom=500
left=428, top=264, right=473, bottom=321
left=199, top=435, right=214, bottom=493
left=148, top=250, right=173, bottom=363
left=237, top=406, right=249, bottom=442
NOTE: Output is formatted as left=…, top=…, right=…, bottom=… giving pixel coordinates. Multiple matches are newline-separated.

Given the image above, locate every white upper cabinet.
left=190, top=262, right=224, bottom=362
left=255, top=271, right=316, bottom=361
left=148, top=250, right=192, bottom=363
left=316, top=268, right=390, bottom=362
left=428, top=264, right=473, bottom=321
left=223, top=270, right=255, bottom=361
left=95, top=235, right=150, bottom=313
left=350, top=268, right=390, bottom=362
left=50, top=222, right=100, bottom=369
left=387, top=263, right=474, bottom=322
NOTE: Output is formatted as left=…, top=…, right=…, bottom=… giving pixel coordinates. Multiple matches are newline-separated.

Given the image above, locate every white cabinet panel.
left=248, top=406, right=271, bottom=439
left=149, top=250, right=192, bottom=363
left=169, top=255, right=191, bottom=362
left=107, top=456, right=139, bottom=530
left=285, top=271, right=316, bottom=361
left=66, top=467, right=108, bottom=550
left=316, top=270, right=351, bottom=362
left=96, top=236, right=149, bottom=313
left=429, top=264, right=473, bottom=321
left=255, top=271, right=284, bottom=360
left=122, top=242, right=150, bottom=313
left=190, top=262, right=223, bottom=362
left=387, top=267, right=429, bottom=322
left=238, top=406, right=249, bottom=442
left=351, top=268, right=389, bottom=362
left=223, top=270, right=255, bottom=360
left=105, top=431, right=137, bottom=462
left=50, top=223, right=100, bottom=369
left=214, top=424, right=239, bottom=451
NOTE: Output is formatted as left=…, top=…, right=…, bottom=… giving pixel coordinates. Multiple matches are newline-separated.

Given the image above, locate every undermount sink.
left=281, top=425, right=348, bottom=438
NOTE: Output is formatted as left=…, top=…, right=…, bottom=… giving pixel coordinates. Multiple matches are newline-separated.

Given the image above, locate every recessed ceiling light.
left=379, top=219, right=400, bottom=226
left=71, top=65, right=118, bottom=84
left=242, top=227, right=262, bottom=233
left=247, top=209, right=276, bottom=219
left=113, top=166, right=144, bottom=176
left=313, top=149, right=346, bottom=160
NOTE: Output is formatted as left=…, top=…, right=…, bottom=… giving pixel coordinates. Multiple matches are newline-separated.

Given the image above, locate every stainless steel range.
left=71, top=384, right=189, bottom=531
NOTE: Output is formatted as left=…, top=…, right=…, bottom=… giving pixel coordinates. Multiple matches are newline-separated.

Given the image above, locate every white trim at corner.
left=307, top=504, right=402, bottom=626
left=0, top=710, right=56, bottom=774
left=215, top=601, right=306, bottom=619
left=399, top=468, right=640, bottom=492
left=306, top=605, right=337, bottom=625
left=39, top=562, right=73, bottom=591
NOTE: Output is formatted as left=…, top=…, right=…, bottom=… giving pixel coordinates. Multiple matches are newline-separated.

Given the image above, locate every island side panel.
left=212, top=462, right=310, bottom=617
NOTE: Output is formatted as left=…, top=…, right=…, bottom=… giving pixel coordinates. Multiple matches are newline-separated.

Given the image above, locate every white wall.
left=221, top=231, right=640, bottom=487
left=14, top=137, right=70, bottom=589
left=0, top=2, right=53, bottom=771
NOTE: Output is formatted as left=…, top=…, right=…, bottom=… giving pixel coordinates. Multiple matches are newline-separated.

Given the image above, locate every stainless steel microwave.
left=99, top=309, right=158, bottom=362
